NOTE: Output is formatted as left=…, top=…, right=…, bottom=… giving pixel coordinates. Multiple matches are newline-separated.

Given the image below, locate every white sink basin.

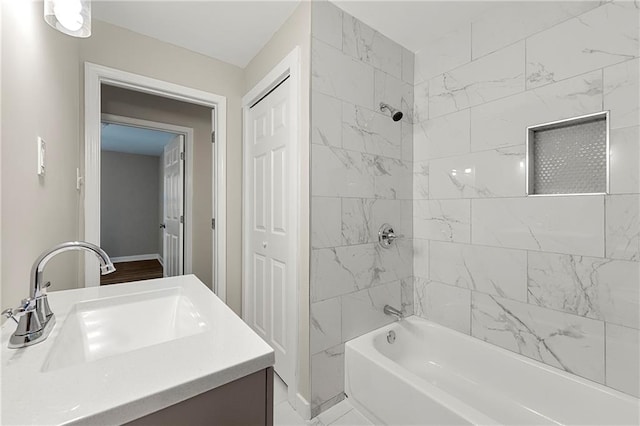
left=42, top=287, right=209, bottom=372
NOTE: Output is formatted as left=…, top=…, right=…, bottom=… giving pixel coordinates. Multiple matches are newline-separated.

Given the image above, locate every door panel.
left=254, top=155, right=267, bottom=231
left=254, top=254, right=266, bottom=334
left=245, top=78, right=293, bottom=387
left=271, top=258, right=286, bottom=352
left=271, top=147, right=286, bottom=234
left=163, top=135, right=184, bottom=277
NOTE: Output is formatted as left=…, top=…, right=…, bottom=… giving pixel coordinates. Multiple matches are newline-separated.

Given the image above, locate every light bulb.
left=54, top=0, right=83, bottom=32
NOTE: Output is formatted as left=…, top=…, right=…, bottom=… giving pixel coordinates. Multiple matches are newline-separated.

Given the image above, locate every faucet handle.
left=2, top=308, right=18, bottom=324
left=2, top=299, right=36, bottom=325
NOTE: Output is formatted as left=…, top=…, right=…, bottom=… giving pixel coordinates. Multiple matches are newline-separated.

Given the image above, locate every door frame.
left=84, top=62, right=227, bottom=302
left=101, top=113, right=194, bottom=274
left=241, top=47, right=301, bottom=406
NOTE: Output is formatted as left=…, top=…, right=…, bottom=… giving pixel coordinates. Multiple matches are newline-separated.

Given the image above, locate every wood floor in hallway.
left=100, top=259, right=163, bottom=285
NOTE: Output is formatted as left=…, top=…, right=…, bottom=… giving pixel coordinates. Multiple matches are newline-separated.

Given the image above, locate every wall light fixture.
left=44, top=0, right=91, bottom=38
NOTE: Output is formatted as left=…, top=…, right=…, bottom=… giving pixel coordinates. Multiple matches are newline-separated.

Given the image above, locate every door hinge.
left=211, top=218, right=215, bottom=230
left=211, top=131, right=215, bottom=143
left=180, top=152, right=185, bottom=161
left=180, top=215, right=184, bottom=224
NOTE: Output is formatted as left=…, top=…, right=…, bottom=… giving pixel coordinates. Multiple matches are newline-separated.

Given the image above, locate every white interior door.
left=245, top=77, right=294, bottom=387
left=163, top=135, right=184, bottom=277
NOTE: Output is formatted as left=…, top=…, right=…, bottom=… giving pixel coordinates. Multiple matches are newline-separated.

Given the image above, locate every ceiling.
left=92, top=1, right=591, bottom=68
left=332, top=1, right=499, bottom=52
left=92, top=0, right=501, bottom=67
left=101, top=123, right=178, bottom=156
left=93, top=1, right=301, bottom=68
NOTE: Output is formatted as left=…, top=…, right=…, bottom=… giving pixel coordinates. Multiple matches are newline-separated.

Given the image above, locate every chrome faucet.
left=383, top=304, right=403, bottom=321
left=2, top=241, right=116, bottom=348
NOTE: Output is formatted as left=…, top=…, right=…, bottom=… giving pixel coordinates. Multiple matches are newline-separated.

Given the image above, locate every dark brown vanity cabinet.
left=127, top=368, right=274, bottom=426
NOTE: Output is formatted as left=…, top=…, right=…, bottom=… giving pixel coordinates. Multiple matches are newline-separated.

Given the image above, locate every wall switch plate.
left=37, top=137, right=46, bottom=176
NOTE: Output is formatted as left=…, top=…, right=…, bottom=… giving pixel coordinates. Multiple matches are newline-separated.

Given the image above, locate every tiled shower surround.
left=309, top=0, right=640, bottom=416
left=309, top=1, right=414, bottom=415
left=412, top=0, right=639, bottom=401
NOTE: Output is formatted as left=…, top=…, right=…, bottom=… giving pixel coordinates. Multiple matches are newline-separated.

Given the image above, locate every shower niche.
left=526, top=111, right=609, bottom=196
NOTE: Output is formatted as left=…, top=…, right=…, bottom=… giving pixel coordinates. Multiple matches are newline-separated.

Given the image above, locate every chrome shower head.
left=379, top=102, right=403, bottom=122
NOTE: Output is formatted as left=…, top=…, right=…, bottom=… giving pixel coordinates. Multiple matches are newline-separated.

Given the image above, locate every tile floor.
left=274, top=374, right=373, bottom=426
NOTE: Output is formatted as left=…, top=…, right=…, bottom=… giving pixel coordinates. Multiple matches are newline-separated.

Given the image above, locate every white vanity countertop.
left=1, top=275, right=275, bottom=425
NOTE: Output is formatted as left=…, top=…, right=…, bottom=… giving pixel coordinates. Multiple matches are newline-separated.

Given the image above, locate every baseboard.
left=295, top=393, right=311, bottom=420
left=110, top=254, right=161, bottom=263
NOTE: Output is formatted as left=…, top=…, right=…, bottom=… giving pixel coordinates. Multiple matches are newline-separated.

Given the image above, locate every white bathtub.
left=345, top=316, right=640, bottom=425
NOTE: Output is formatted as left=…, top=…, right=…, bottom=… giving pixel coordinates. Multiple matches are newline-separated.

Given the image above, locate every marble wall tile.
left=374, top=70, right=414, bottom=123
left=312, top=91, right=342, bottom=148
left=312, top=38, right=374, bottom=108
left=342, top=198, right=410, bottom=247
left=414, top=199, right=471, bottom=243
left=400, top=200, right=413, bottom=239
left=606, top=323, right=640, bottom=398
left=343, top=14, right=403, bottom=79
left=471, top=2, right=600, bottom=60
left=375, top=239, right=413, bottom=284
left=470, top=70, right=603, bottom=152
left=341, top=280, right=401, bottom=341
left=413, top=80, right=429, bottom=123
left=414, top=279, right=471, bottom=334
left=311, top=297, right=342, bottom=354
left=606, top=195, right=640, bottom=261
left=401, top=277, right=414, bottom=316
left=371, top=199, right=406, bottom=241
left=526, top=2, right=639, bottom=89
left=342, top=103, right=402, bottom=159
left=373, top=156, right=412, bottom=200
left=311, top=241, right=411, bottom=303
left=341, top=198, right=375, bottom=245
left=311, top=344, right=345, bottom=409
left=413, top=161, right=429, bottom=200
left=429, top=42, right=525, bottom=118
left=528, top=252, right=639, bottom=329
left=428, top=146, right=526, bottom=199
left=413, top=109, right=470, bottom=161
left=311, top=244, right=377, bottom=302
left=610, top=126, right=640, bottom=194
left=401, top=48, right=415, bottom=85
left=414, top=25, right=471, bottom=84
left=312, top=197, right=342, bottom=249
left=311, top=144, right=375, bottom=198
left=401, top=121, right=413, bottom=162
left=604, top=58, right=639, bottom=130
left=413, top=238, right=429, bottom=279
left=430, top=241, right=527, bottom=301
left=311, top=0, right=343, bottom=50
left=472, top=196, right=604, bottom=257
left=471, top=292, right=605, bottom=383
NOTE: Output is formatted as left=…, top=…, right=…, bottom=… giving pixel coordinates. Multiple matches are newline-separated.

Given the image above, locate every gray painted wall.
left=101, top=150, right=160, bottom=258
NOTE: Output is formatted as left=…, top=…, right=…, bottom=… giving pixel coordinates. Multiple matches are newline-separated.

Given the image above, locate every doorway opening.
left=99, top=117, right=191, bottom=285
left=84, top=63, right=227, bottom=299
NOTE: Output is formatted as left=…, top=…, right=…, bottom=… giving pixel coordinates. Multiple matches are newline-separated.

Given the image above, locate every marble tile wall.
left=309, top=0, right=414, bottom=416
left=412, top=0, right=640, bottom=398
